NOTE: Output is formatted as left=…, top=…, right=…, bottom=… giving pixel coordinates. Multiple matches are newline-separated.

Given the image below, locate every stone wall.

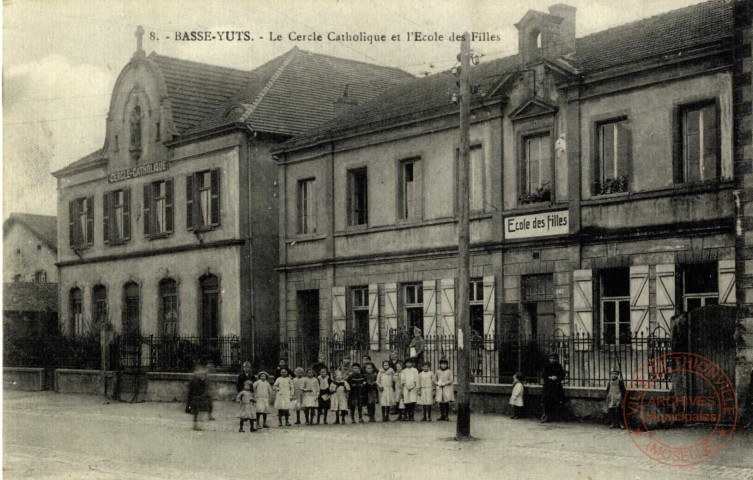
left=54, top=369, right=116, bottom=396
left=146, top=372, right=238, bottom=402
left=4, top=367, right=45, bottom=391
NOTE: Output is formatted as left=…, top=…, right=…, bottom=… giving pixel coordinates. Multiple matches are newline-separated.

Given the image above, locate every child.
left=347, top=363, right=366, bottom=423
left=434, top=357, right=454, bottom=421
left=316, top=367, right=332, bottom=424
left=329, top=370, right=350, bottom=424
left=401, top=358, right=419, bottom=421
left=273, top=367, right=294, bottom=427
left=292, top=367, right=306, bottom=424
left=364, top=362, right=380, bottom=422
left=510, top=372, right=525, bottom=419
left=394, top=361, right=406, bottom=420
left=377, top=360, right=395, bottom=422
left=236, top=380, right=257, bottom=432
left=605, top=367, right=626, bottom=429
left=418, top=361, right=435, bottom=421
left=302, top=368, right=320, bottom=424
left=253, top=371, right=272, bottom=428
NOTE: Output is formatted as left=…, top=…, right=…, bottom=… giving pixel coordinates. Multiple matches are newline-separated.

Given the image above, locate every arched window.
left=130, top=106, right=142, bottom=161
left=529, top=29, right=542, bottom=51
left=92, top=285, right=108, bottom=326
left=199, top=275, right=219, bottom=338
left=69, top=288, right=83, bottom=335
left=159, top=278, right=179, bottom=337
left=123, top=282, right=140, bottom=336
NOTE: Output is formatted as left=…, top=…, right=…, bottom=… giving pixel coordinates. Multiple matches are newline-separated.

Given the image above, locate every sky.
left=2, top=0, right=708, bottom=219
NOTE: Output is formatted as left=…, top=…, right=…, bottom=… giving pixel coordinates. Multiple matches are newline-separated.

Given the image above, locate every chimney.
left=333, top=85, right=358, bottom=118
left=548, top=4, right=576, bottom=56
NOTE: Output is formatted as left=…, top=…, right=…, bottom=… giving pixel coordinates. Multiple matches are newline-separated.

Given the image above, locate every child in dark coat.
left=605, top=367, right=627, bottom=429
left=364, top=362, right=380, bottom=422
left=347, top=363, right=366, bottom=423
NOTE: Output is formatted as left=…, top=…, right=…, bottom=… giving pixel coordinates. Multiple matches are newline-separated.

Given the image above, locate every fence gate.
left=687, top=305, right=737, bottom=424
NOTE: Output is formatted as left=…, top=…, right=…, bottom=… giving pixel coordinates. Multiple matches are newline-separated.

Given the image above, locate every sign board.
left=108, top=160, right=170, bottom=183
left=504, top=210, right=569, bottom=239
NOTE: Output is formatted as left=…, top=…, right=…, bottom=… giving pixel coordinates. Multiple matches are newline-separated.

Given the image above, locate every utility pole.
left=455, top=32, right=472, bottom=440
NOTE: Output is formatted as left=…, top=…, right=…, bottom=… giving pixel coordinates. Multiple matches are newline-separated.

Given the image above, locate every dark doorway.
left=470, top=305, right=484, bottom=336
left=200, top=275, right=219, bottom=338
left=122, top=282, right=140, bottom=336
left=297, top=290, right=320, bottom=341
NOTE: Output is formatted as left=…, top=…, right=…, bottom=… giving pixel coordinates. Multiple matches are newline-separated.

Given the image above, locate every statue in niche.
left=130, top=106, right=142, bottom=150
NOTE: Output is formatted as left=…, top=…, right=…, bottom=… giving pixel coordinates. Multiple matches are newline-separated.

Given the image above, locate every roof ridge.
left=239, top=48, right=300, bottom=122
left=148, top=52, right=251, bottom=75
left=293, top=48, right=412, bottom=77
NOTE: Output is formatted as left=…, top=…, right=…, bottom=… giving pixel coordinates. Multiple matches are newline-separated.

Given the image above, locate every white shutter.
left=368, top=284, right=379, bottom=351
left=483, top=276, right=496, bottom=350
left=332, top=286, right=346, bottom=338
left=718, top=260, right=736, bottom=305
left=630, top=265, right=650, bottom=349
left=440, top=278, right=456, bottom=337
left=656, top=264, right=676, bottom=334
left=383, top=283, right=398, bottom=338
left=573, top=269, right=593, bottom=351
left=422, top=280, right=437, bottom=337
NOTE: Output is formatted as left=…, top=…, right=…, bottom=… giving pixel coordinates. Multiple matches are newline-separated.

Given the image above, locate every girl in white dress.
left=377, top=360, right=395, bottom=421
left=253, top=372, right=272, bottom=428
left=273, top=368, right=294, bottom=427
left=394, top=361, right=405, bottom=420
left=329, top=370, right=350, bottom=424
left=401, top=358, right=419, bottom=421
left=418, top=361, right=435, bottom=421
left=302, top=368, right=320, bottom=425
left=292, top=367, right=305, bottom=424
left=236, top=380, right=257, bottom=432
left=434, top=357, right=455, bottom=421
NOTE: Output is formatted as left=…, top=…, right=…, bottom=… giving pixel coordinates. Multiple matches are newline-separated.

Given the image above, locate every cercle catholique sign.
left=505, top=210, right=569, bottom=239
left=108, top=160, right=170, bottom=183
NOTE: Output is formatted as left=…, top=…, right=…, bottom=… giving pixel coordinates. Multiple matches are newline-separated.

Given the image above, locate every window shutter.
left=143, top=183, right=152, bottom=238
left=296, top=181, right=304, bottom=234
left=440, top=278, right=456, bottom=336
left=122, top=188, right=131, bottom=240
left=414, top=160, right=423, bottom=219
left=655, top=264, right=676, bottom=334
left=331, top=286, right=346, bottom=338
left=165, top=179, right=174, bottom=233
left=383, top=283, right=398, bottom=339
left=422, top=280, right=437, bottom=337
left=69, top=200, right=77, bottom=247
left=718, top=260, right=736, bottom=306
left=85, top=197, right=94, bottom=245
left=311, top=181, right=317, bottom=234
left=210, top=168, right=220, bottom=226
left=630, top=265, right=650, bottom=349
left=573, top=269, right=593, bottom=351
left=672, top=108, right=684, bottom=184
left=483, top=276, right=496, bottom=349
left=368, top=284, right=379, bottom=351
left=102, top=192, right=110, bottom=244
left=186, top=174, right=194, bottom=230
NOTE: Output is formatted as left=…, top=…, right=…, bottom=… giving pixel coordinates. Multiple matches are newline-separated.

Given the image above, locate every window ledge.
left=470, top=212, right=493, bottom=221
left=148, top=233, right=172, bottom=241
left=335, top=217, right=458, bottom=238
left=506, top=202, right=568, bottom=215
left=287, top=233, right=326, bottom=243
left=581, top=179, right=733, bottom=206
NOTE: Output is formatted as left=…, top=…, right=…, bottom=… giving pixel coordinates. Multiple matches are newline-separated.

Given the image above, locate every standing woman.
left=409, top=327, right=425, bottom=367
left=541, top=353, right=567, bottom=423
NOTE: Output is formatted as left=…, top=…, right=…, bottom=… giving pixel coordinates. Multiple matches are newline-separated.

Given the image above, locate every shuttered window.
left=69, top=197, right=93, bottom=247
left=297, top=178, right=316, bottom=234
left=144, top=179, right=174, bottom=238
left=676, top=101, right=719, bottom=183
left=186, top=169, right=220, bottom=230
left=103, top=189, right=130, bottom=244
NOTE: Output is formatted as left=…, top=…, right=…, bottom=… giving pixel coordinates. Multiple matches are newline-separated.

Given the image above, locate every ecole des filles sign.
left=505, top=211, right=569, bottom=239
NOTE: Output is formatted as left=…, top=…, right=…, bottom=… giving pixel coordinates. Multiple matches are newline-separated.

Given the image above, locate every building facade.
left=275, top=0, right=747, bottom=383
left=53, top=35, right=412, bottom=346
left=3, top=213, right=58, bottom=284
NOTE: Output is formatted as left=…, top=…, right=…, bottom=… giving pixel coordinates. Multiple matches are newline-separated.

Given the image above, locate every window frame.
left=350, top=285, right=370, bottom=338
left=347, top=167, right=368, bottom=227
left=144, top=178, right=173, bottom=239
left=397, top=156, right=424, bottom=221
left=159, top=278, right=179, bottom=337
left=103, top=188, right=131, bottom=245
left=593, top=117, right=631, bottom=195
left=469, top=278, right=484, bottom=305
left=674, top=98, right=721, bottom=185
left=69, top=287, right=84, bottom=336
left=186, top=169, right=220, bottom=232
left=598, top=268, right=631, bottom=346
left=69, top=196, right=94, bottom=248
left=519, top=131, right=553, bottom=205
left=34, top=270, right=47, bottom=283
left=297, top=177, right=317, bottom=235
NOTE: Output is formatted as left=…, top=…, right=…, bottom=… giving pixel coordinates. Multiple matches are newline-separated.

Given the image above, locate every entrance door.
left=200, top=275, right=219, bottom=338
left=297, top=290, right=320, bottom=368
left=123, top=282, right=140, bottom=336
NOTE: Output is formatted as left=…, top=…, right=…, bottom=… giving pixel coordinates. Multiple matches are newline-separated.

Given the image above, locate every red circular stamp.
left=623, top=352, right=738, bottom=467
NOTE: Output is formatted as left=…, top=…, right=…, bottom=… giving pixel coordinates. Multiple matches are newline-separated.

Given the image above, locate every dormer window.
left=130, top=105, right=142, bottom=162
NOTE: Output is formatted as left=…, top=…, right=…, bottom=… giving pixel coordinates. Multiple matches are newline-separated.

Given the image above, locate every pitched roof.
left=4, top=213, right=58, bottom=251
left=3, top=282, right=58, bottom=313
left=183, top=48, right=414, bottom=137
left=278, top=0, right=734, bottom=151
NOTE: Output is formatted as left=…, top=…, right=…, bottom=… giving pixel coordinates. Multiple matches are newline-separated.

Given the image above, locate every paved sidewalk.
left=4, top=391, right=753, bottom=479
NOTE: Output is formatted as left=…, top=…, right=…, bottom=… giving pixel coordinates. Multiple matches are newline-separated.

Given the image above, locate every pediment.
left=509, top=98, right=558, bottom=121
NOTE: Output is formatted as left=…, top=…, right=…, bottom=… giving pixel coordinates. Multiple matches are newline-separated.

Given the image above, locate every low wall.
left=55, top=369, right=116, bottom=396
left=147, top=372, right=237, bottom=402
left=4, top=367, right=45, bottom=391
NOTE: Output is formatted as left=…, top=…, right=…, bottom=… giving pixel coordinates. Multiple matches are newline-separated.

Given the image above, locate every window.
left=130, top=106, right=142, bottom=162
left=34, top=271, right=47, bottom=283
left=155, top=122, right=161, bottom=142
left=469, top=145, right=485, bottom=212
left=15, top=249, right=20, bottom=255
left=200, top=275, right=219, bottom=338
left=37, top=245, right=42, bottom=251
left=594, top=119, right=630, bottom=195
left=600, top=268, right=630, bottom=345
left=520, top=134, right=551, bottom=203
left=123, top=282, right=140, bottom=336
left=69, top=197, right=93, bottom=247
left=682, top=263, right=719, bottom=312
left=677, top=102, right=719, bottom=183
left=351, top=286, right=369, bottom=338
left=404, top=283, right=423, bottom=332
left=160, top=279, right=179, bottom=336
left=69, top=288, right=83, bottom=335
left=347, top=168, right=368, bottom=226
left=470, top=278, right=484, bottom=335
left=297, top=178, right=317, bottom=234
left=13, top=274, right=21, bottom=283
left=187, top=170, right=220, bottom=230
left=399, top=158, right=422, bottom=220
left=144, top=179, right=174, bottom=238
left=93, top=285, right=108, bottom=326
left=103, top=189, right=131, bottom=244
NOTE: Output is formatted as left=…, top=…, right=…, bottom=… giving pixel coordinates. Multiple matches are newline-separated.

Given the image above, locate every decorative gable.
left=509, top=98, right=558, bottom=121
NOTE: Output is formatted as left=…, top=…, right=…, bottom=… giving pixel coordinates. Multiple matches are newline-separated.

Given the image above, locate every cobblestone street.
left=4, top=391, right=752, bottom=479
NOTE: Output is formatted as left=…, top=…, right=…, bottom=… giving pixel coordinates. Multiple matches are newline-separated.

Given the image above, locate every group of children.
left=235, top=356, right=455, bottom=432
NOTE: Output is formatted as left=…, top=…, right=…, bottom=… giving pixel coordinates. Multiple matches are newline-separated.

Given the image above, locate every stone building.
left=52, top=32, right=412, bottom=347
left=274, top=0, right=748, bottom=386
left=3, top=213, right=58, bottom=284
